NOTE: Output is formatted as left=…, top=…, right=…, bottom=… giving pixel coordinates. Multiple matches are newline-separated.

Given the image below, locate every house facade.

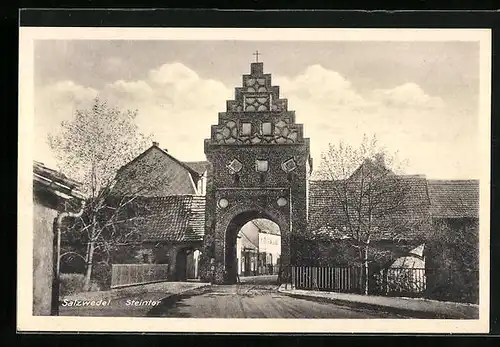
left=235, top=219, right=281, bottom=276
left=306, top=159, right=479, bottom=300
left=110, top=143, right=208, bottom=281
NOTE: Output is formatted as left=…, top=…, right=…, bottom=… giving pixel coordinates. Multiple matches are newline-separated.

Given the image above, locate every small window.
left=241, top=123, right=252, bottom=136
left=255, top=160, right=269, bottom=172
left=262, top=122, right=272, bottom=135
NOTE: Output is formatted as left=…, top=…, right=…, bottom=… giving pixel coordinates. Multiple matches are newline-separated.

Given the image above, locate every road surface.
left=153, top=278, right=408, bottom=319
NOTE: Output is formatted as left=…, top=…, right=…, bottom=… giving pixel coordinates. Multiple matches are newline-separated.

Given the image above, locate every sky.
left=34, top=40, right=481, bottom=179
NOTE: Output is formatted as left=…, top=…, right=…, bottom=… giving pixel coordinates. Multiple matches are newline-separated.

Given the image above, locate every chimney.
left=152, top=141, right=159, bottom=147
left=163, top=148, right=168, bottom=153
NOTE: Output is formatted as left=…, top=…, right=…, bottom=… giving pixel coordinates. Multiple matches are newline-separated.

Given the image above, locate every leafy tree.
left=48, top=97, right=157, bottom=290
left=425, top=218, right=479, bottom=303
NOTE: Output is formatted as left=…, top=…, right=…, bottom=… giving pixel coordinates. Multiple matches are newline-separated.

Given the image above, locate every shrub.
left=59, top=273, right=100, bottom=296
left=91, top=263, right=112, bottom=290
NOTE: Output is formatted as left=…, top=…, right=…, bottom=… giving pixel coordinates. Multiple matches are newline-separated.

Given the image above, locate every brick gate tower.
left=200, top=61, right=311, bottom=284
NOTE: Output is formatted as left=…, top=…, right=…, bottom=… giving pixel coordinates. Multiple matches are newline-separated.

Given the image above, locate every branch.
left=59, top=251, right=86, bottom=262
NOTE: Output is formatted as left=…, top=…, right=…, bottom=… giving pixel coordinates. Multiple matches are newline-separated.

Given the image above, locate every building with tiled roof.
left=305, top=160, right=479, bottom=296
left=307, top=177, right=479, bottom=238
left=115, top=139, right=480, bottom=281
left=110, top=143, right=208, bottom=281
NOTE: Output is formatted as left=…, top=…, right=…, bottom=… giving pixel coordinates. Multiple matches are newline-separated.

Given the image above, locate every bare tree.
left=48, top=97, right=158, bottom=290
left=314, top=134, right=428, bottom=295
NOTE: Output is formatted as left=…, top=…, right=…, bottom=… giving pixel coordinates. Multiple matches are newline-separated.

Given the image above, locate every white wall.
left=258, top=232, right=281, bottom=265
left=236, top=235, right=242, bottom=275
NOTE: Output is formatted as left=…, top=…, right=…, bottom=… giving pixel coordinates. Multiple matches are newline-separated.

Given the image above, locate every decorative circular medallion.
left=277, top=197, right=287, bottom=207
left=218, top=198, right=229, bottom=208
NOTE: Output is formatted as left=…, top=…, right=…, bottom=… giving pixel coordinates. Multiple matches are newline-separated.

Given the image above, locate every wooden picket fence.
left=111, top=264, right=170, bottom=289
left=291, top=266, right=362, bottom=293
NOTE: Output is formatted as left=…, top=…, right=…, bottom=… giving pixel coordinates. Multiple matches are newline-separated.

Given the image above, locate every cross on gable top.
left=253, top=50, right=261, bottom=62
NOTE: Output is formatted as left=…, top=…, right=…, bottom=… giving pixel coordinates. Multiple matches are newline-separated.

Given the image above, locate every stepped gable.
left=207, top=62, right=306, bottom=147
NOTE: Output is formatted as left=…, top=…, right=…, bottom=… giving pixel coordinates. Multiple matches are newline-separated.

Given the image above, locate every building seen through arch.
left=234, top=218, right=281, bottom=278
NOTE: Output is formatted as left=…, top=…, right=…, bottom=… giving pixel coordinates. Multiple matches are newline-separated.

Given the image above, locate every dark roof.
left=117, top=145, right=200, bottom=178
left=135, top=195, right=205, bottom=242
left=33, top=161, right=86, bottom=200
left=112, top=146, right=199, bottom=197
left=307, top=180, right=343, bottom=231
left=251, top=218, right=281, bottom=235
left=184, top=161, right=209, bottom=175
left=398, top=175, right=431, bottom=209
left=427, top=180, right=479, bottom=218
left=307, top=175, right=479, bottom=238
left=308, top=175, right=430, bottom=229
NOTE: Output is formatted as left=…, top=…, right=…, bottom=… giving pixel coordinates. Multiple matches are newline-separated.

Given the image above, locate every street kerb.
left=277, top=285, right=479, bottom=320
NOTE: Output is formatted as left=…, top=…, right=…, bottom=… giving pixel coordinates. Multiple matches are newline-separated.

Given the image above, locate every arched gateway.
left=200, top=62, right=312, bottom=284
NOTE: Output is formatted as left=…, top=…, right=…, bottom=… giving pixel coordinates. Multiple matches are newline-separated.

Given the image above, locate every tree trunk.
left=83, top=239, right=96, bottom=291
left=363, top=245, right=369, bottom=295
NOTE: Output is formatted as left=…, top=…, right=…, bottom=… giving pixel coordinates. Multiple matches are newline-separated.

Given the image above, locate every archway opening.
left=175, top=247, right=202, bottom=281
left=225, top=211, right=281, bottom=284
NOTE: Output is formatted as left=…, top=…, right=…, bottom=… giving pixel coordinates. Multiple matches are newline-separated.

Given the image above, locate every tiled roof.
left=112, top=146, right=199, bottom=197
left=427, top=180, right=479, bottom=218
left=308, top=176, right=479, bottom=237
left=33, top=161, right=86, bottom=200
left=134, top=195, right=206, bottom=242
left=184, top=161, right=209, bottom=175
left=307, top=175, right=431, bottom=238
left=251, top=218, right=281, bottom=235
left=307, top=180, right=342, bottom=233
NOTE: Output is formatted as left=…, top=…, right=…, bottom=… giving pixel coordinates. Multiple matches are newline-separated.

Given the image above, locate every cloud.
left=274, top=65, right=370, bottom=111
left=371, top=82, right=445, bottom=109
left=34, top=80, right=98, bottom=168
left=36, top=63, right=477, bottom=179
left=273, top=65, right=475, bottom=179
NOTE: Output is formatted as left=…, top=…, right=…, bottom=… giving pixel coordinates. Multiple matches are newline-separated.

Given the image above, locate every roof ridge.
left=116, top=145, right=201, bottom=179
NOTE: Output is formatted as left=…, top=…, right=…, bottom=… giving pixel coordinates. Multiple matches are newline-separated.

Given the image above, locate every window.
left=281, top=158, right=297, bottom=173
left=255, top=160, right=268, bottom=172
left=262, top=122, right=272, bottom=135
left=241, top=123, right=252, bottom=136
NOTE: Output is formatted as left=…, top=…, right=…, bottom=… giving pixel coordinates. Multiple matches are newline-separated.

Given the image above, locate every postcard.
left=18, top=26, right=491, bottom=333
